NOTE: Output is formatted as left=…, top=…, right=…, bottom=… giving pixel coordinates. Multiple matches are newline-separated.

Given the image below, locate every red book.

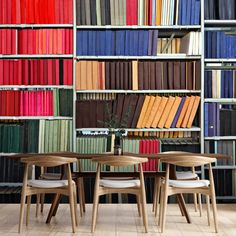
left=17, top=60, right=23, bottom=85
left=65, top=29, right=70, bottom=54
left=67, top=59, right=73, bottom=85
left=54, top=0, right=60, bottom=23
left=48, top=0, right=55, bottom=24
left=34, top=60, right=39, bottom=85
left=127, top=0, right=138, bottom=25
left=11, top=29, right=17, bottom=54
left=42, top=29, right=47, bottom=54
left=1, top=30, right=7, bottom=54
left=38, top=0, right=43, bottom=24
left=63, top=0, right=69, bottom=24
left=0, top=60, right=3, bottom=85
left=43, top=60, right=48, bottom=85
left=39, top=59, right=44, bottom=85
left=70, top=29, right=73, bottom=54
left=27, top=29, right=33, bottom=54
left=34, top=0, right=40, bottom=23
left=0, top=0, right=3, bottom=23
left=61, top=29, right=66, bottom=54
left=29, top=60, right=34, bottom=85
left=0, top=30, right=2, bottom=53
left=14, top=90, right=20, bottom=116
left=22, top=60, right=29, bottom=85
left=149, top=0, right=152, bottom=25
left=11, top=0, right=17, bottom=24
left=6, top=91, right=12, bottom=115
left=15, top=0, right=21, bottom=23
left=59, top=0, right=64, bottom=24
left=22, top=29, right=28, bottom=54
left=68, top=0, right=73, bottom=24
left=9, top=61, right=14, bottom=85
left=126, top=0, right=131, bottom=25
left=55, top=59, right=60, bottom=85
left=1, top=91, right=6, bottom=115
left=42, top=0, right=48, bottom=24
left=63, top=59, right=68, bottom=85
left=6, top=0, right=12, bottom=23
left=2, top=0, right=7, bottom=24
left=47, top=59, right=53, bottom=85
left=22, top=91, right=28, bottom=115
left=21, top=0, right=26, bottom=23
left=13, top=60, right=17, bottom=85
left=28, top=0, right=35, bottom=23
left=48, top=30, right=53, bottom=54
left=19, top=90, right=23, bottom=116
left=32, top=30, right=36, bottom=54
left=3, top=60, right=9, bottom=85
left=6, top=29, right=12, bottom=55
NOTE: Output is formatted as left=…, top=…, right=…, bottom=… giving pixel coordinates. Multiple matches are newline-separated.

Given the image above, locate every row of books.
left=0, top=0, right=73, bottom=24
left=0, top=59, right=73, bottom=86
left=76, top=0, right=200, bottom=26
left=205, top=32, right=236, bottom=59
left=204, top=70, right=236, bottom=99
left=204, top=0, right=235, bottom=20
left=75, top=60, right=201, bottom=90
left=0, top=29, right=73, bottom=55
left=204, top=104, right=236, bottom=137
left=76, top=94, right=200, bottom=129
left=0, top=89, right=72, bottom=116
left=0, top=120, right=72, bottom=153
left=205, top=140, right=234, bottom=166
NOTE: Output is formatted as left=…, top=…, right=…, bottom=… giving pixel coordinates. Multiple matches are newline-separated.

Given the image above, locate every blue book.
left=194, top=0, right=200, bottom=25
left=216, top=104, right=220, bottom=136
left=91, top=31, right=96, bottom=55
left=120, top=30, right=125, bottom=55
left=178, top=0, right=182, bottom=25
left=116, top=30, right=125, bottom=56
left=171, top=97, right=186, bottom=128
left=190, top=0, right=195, bottom=25
left=186, top=0, right=191, bottom=24
left=76, top=31, right=83, bottom=56
left=133, top=30, right=139, bottom=56
left=208, top=103, right=216, bottom=136
left=95, top=31, right=101, bottom=55
left=152, top=30, right=159, bottom=56
left=125, top=30, right=130, bottom=56
left=81, top=30, right=88, bottom=55
left=181, top=0, right=187, bottom=25
left=221, top=71, right=225, bottom=98
left=138, top=30, right=144, bottom=56
left=204, top=103, right=209, bottom=137
left=211, top=32, right=217, bottom=58
left=88, top=31, right=94, bottom=56
left=228, top=71, right=234, bottom=98
left=105, top=30, right=113, bottom=55
left=129, top=30, right=135, bottom=56
left=216, top=32, right=220, bottom=58
left=143, top=30, right=149, bottom=55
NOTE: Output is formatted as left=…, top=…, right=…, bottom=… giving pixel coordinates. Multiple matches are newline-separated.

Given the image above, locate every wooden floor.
left=0, top=204, right=236, bottom=235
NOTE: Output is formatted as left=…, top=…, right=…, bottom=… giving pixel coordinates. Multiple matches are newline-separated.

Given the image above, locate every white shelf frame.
left=204, top=136, right=236, bottom=140
left=204, top=98, right=236, bottom=103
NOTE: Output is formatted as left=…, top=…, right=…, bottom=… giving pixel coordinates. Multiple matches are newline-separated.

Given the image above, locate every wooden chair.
left=91, top=155, right=149, bottom=233
left=153, top=151, right=202, bottom=217
left=158, top=155, right=218, bottom=233
left=18, top=155, right=78, bottom=233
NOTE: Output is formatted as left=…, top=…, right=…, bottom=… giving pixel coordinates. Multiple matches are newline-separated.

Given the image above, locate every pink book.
left=48, top=30, right=53, bottom=54
left=69, top=29, right=73, bottom=54
left=0, top=60, right=3, bottom=85
left=61, top=29, right=65, bottom=54
left=36, top=90, right=41, bottom=116
left=42, top=29, right=47, bottom=54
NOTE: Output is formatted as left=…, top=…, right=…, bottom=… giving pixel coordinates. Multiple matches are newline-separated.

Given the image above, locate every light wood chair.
left=91, top=155, right=149, bottom=233
left=158, top=155, right=218, bottom=233
left=18, top=155, right=78, bottom=233
left=153, top=151, right=202, bottom=217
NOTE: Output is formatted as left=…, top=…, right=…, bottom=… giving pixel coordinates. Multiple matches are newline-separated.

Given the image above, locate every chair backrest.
left=92, top=155, right=148, bottom=167
left=160, top=155, right=216, bottom=167
left=21, top=155, right=77, bottom=167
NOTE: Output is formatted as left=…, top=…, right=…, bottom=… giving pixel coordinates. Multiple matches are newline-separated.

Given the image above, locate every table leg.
left=46, top=194, right=62, bottom=224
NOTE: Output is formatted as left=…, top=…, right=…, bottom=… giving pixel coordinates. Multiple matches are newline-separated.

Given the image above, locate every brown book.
left=131, top=94, right=145, bottom=128
left=155, top=61, right=162, bottom=89
left=80, top=61, right=87, bottom=89
left=132, top=61, right=138, bottom=90
left=173, top=61, right=181, bottom=89
left=136, top=95, right=151, bottom=128
left=86, top=61, right=93, bottom=90
left=120, top=95, right=131, bottom=127
left=115, top=94, right=125, bottom=125
left=146, top=96, right=162, bottom=128
left=180, top=61, right=186, bottom=89
left=193, top=61, right=196, bottom=90
left=157, top=96, right=175, bottom=128
left=126, top=94, right=139, bottom=127
left=128, top=61, right=132, bottom=89
left=176, top=96, right=190, bottom=128
left=142, top=95, right=156, bottom=128
left=124, top=62, right=129, bottom=90
left=163, top=61, right=168, bottom=89
left=164, top=96, right=182, bottom=128
left=151, top=96, right=168, bottom=128
left=149, top=62, right=156, bottom=90
left=101, top=62, right=105, bottom=89
left=138, top=61, right=144, bottom=90
left=186, top=61, right=193, bottom=90
left=181, top=95, right=195, bottom=128
left=167, top=61, right=174, bottom=89
left=110, top=61, right=116, bottom=89
left=116, top=61, right=120, bottom=89
left=195, top=60, right=201, bottom=90
left=187, top=96, right=200, bottom=128
left=105, top=61, right=110, bottom=89
left=75, top=61, right=81, bottom=90
left=143, top=61, right=150, bottom=90
left=120, top=62, right=124, bottom=89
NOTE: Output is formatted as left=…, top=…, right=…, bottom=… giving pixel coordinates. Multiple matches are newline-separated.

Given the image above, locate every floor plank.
left=0, top=204, right=235, bottom=236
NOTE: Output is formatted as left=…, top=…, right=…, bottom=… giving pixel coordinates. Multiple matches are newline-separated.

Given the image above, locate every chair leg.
left=158, top=185, right=164, bottom=226
left=73, top=185, right=78, bottom=226
left=91, top=194, right=99, bottom=233
left=36, top=194, right=40, bottom=217
left=40, top=193, right=45, bottom=213
left=161, top=187, right=168, bottom=233
left=77, top=178, right=83, bottom=217
left=26, top=195, right=31, bottom=226
left=152, top=176, right=158, bottom=212
left=154, top=177, right=161, bottom=218
left=136, top=194, right=142, bottom=217
left=68, top=189, right=76, bottom=233
left=198, top=193, right=202, bottom=217
left=206, top=195, right=211, bottom=226
left=18, top=192, right=26, bottom=233
left=140, top=185, right=148, bottom=232
left=193, top=193, right=198, bottom=212
left=211, top=193, right=219, bottom=233
left=81, top=178, right=86, bottom=212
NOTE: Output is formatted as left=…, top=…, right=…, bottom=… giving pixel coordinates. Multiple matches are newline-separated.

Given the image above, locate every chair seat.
left=100, top=179, right=140, bottom=188
left=40, top=173, right=61, bottom=180
left=169, top=179, right=210, bottom=188
left=176, top=172, right=198, bottom=180
left=28, top=179, right=74, bottom=188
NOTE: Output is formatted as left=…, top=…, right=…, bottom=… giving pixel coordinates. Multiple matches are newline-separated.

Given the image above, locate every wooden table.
left=8, top=151, right=230, bottom=225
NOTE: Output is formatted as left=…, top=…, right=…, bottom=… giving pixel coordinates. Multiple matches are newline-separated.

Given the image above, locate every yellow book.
left=164, top=96, right=182, bottom=128
left=80, top=61, right=87, bottom=90
left=156, top=0, right=162, bottom=25
left=164, top=131, right=169, bottom=138
left=146, top=96, right=162, bottom=128
left=159, top=131, right=164, bottom=138
left=151, top=96, right=168, bottom=128
left=181, top=96, right=196, bottom=128
left=132, top=61, right=138, bottom=90
left=187, top=96, right=201, bottom=128
left=142, top=95, right=156, bottom=127
left=136, top=95, right=151, bottom=128
left=176, top=96, right=190, bottom=128
left=178, top=131, right=184, bottom=138
left=157, top=96, right=175, bottom=128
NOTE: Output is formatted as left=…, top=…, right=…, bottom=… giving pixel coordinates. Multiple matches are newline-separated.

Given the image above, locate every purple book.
left=171, top=97, right=186, bottom=128
left=208, top=103, right=216, bottom=137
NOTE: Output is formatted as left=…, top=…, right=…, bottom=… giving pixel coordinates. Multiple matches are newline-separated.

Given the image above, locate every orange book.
left=86, top=61, right=93, bottom=90
left=159, top=131, right=164, bottom=138
left=136, top=95, right=151, bottom=128
left=80, top=61, right=87, bottom=90
left=101, top=62, right=105, bottom=89
left=75, top=61, right=81, bottom=90
left=92, top=61, right=98, bottom=89
left=146, top=96, right=162, bottom=128
left=176, top=96, right=190, bottom=128
left=57, top=29, right=63, bottom=54
left=157, top=96, right=175, bottom=128
left=164, top=96, right=182, bottom=128
left=156, top=0, right=162, bottom=25
left=132, top=61, right=138, bottom=90
left=52, top=29, right=57, bottom=54
left=181, top=96, right=196, bottom=128
left=142, top=95, right=156, bottom=127
left=187, top=96, right=201, bottom=128
left=151, top=96, right=168, bottom=128
left=173, top=131, right=179, bottom=138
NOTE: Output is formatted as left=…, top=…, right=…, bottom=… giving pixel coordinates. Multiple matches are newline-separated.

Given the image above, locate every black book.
left=105, top=0, right=111, bottom=25
left=76, top=0, right=81, bottom=25
left=80, top=0, right=86, bottom=25
left=90, top=0, right=97, bottom=25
